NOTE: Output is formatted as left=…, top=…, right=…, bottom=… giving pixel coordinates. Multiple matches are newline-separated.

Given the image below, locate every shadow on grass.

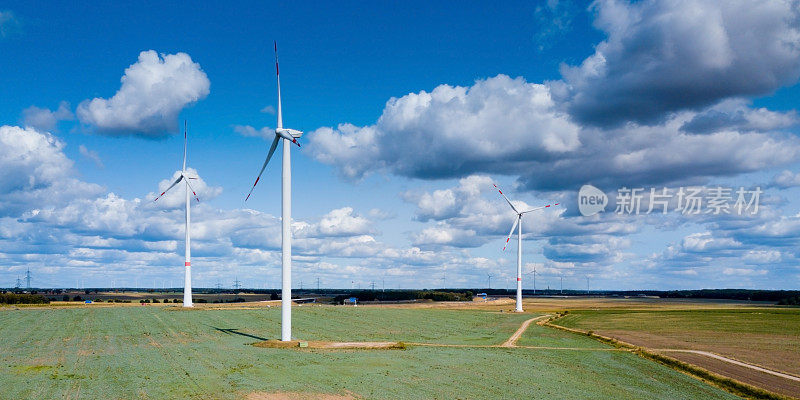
left=212, top=326, right=271, bottom=342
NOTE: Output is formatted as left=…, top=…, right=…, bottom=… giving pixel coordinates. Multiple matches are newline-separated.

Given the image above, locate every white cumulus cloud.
left=307, top=75, right=580, bottom=180
left=77, top=51, right=210, bottom=136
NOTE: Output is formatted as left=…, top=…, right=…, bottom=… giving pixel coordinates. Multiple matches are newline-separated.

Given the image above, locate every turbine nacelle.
left=276, top=128, right=302, bottom=147
left=493, top=183, right=559, bottom=251
left=276, top=128, right=303, bottom=138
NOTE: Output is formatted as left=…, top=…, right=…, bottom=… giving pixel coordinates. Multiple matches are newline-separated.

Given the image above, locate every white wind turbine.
left=494, top=183, right=559, bottom=312
left=245, top=41, right=302, bottom=342
left=154, top=121, right=200, bottom=308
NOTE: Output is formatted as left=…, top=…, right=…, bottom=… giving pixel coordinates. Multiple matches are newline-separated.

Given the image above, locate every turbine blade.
left=493, top=183, right=519, bottom=213
left=182, top=120, right=187, bottom=172
left=502, top=216, right=520, bottom=251
left=154, top=175, right=184, bottom=202
left=245, top=135, right=281, bottom=201
left=185, top=178, right=200, bottom=203
left=274, top=40, right=283, bottom=130
left=520, top=203, right=561, bottom=215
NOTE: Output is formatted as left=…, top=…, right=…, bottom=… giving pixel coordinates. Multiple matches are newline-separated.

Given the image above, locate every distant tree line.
left=778, top=296, right=800, bottom=306
left=333, top=290, right=474, bottom=304
left=650, top=289, right=800, bottom=304
left=0, top=292, right=50, bottom=304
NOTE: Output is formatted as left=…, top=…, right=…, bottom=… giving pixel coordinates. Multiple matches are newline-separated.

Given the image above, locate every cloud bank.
left=556, top=0, right=800, bottom=127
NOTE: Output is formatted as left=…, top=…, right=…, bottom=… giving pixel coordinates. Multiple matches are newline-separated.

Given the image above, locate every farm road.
left=657, top=349, right=800, bottom=383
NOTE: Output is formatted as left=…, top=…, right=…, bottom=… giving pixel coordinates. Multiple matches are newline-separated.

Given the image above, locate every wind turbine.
left=154, top=121, right=200, bottom=308
left=494, top=183, right=559, bottom=312
left=245, top=41, right=302, bottom=342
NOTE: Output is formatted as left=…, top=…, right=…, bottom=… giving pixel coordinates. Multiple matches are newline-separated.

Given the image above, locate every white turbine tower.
left=154, top=121, right=200, bottom=308
left=246, top=41, right=302, bottom=342
left=494, top=183, right=559, bottom=312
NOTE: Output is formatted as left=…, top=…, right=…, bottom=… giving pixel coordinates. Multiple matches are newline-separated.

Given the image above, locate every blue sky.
left=2, top=0, right=800, bottom=290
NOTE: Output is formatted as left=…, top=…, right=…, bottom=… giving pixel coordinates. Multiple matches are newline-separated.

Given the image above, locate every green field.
left=0, top=305, right=739, bottom=399
left=514, top=319, right=609, bottom=349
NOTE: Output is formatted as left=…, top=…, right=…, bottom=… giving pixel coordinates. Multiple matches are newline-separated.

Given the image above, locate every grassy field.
left=0, top=304, right=738, bottom=399
left=551, top=307, right=800, bottom=397
left=514, top=319, right=609, bottom=349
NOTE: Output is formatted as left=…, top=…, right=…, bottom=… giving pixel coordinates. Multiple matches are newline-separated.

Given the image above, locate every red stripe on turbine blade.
left=185, top=262, right=191, bottom=266
left=517, top=278, right=521, bottom=281
left=245, top=193, right=251, bottom=201
left=545, top=205, right=550, bottom=207
left=276, top=62, right=279, bottom=76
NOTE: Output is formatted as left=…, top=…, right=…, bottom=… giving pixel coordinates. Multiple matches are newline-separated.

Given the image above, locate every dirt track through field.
left=658, top=350, right=800, bottom=398
left=408, top=314, right=625, bottom=351
left=656, top=349, right=800, bottom=383
left=501, top=315, right=549, bottom=347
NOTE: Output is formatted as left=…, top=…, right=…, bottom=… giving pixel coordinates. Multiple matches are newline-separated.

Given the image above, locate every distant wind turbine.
left=154, top=121, right=200, bottom=308
left=245, top=41, right=303, bottom=342
left=494, top=183, right=559, bottom=312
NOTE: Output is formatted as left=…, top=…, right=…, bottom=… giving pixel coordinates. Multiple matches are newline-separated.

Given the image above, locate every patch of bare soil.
left=246, top=391, right=358, bottom=400
left=253, top=340, right=405, bottom=350
left=321, top=341, right=398, bottom=349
